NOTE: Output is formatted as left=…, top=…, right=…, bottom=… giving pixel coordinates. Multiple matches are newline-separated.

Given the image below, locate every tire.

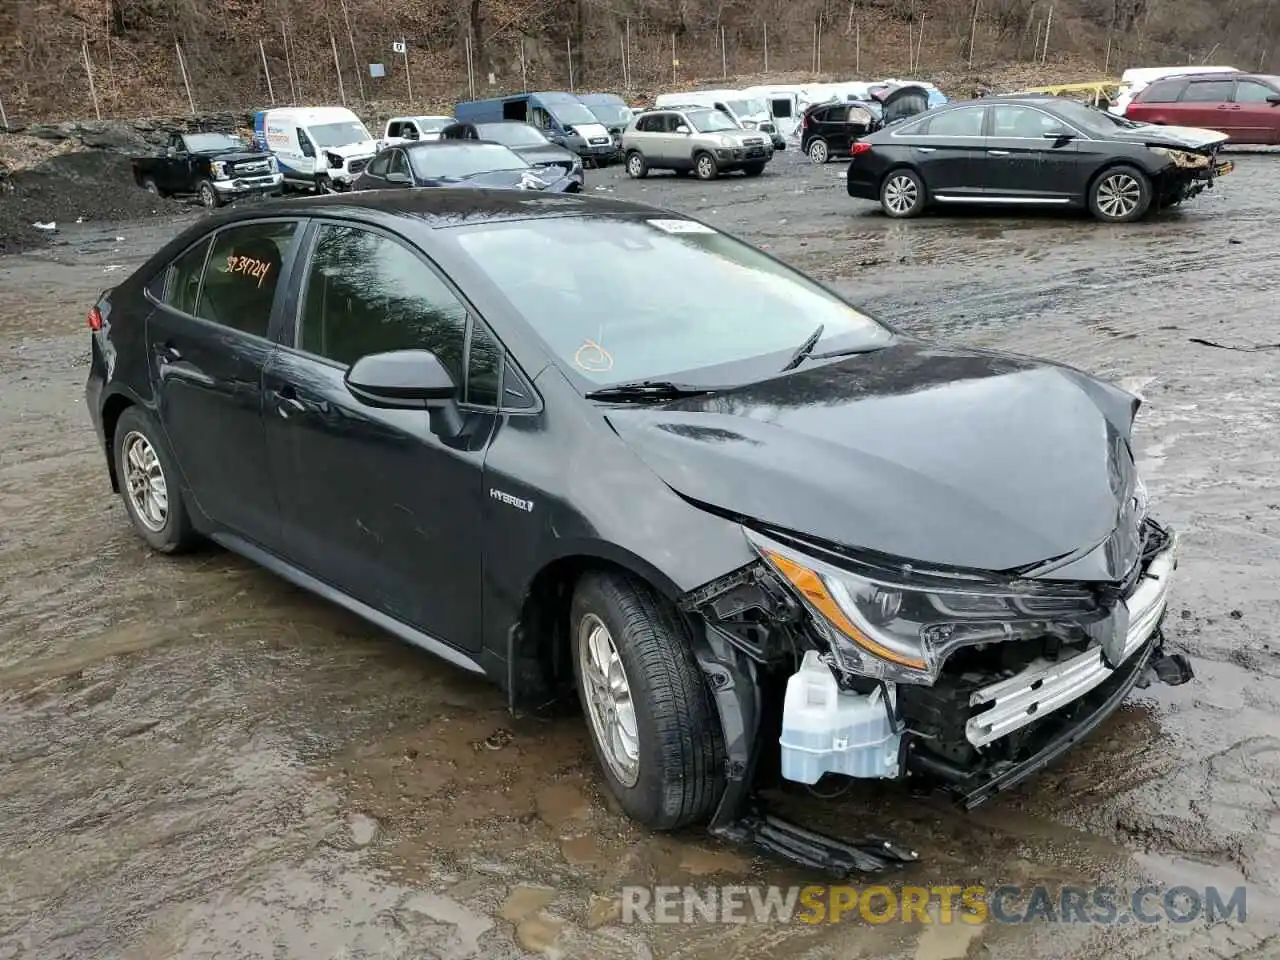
left=112, top=406, right=197, bottom=553
left=196, top=179, right=220, bottom=208
left=1089, top=164, right=1152, bottom=223
left=694, top=151, right=719, bottom=181
left=880, top=168, right=925, bottom=218
left=743, top=162, right=766, bottom=177
left=570, top=571, right=725, bottom=830
left=807, top=138, right=829, bottom=163
left=141, top=176, right=161, bottom=197
left=625, top=150, right=648, bottom=179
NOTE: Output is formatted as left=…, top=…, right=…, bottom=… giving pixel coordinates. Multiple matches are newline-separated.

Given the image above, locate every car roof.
left=198, top=188, right=660, bottom=230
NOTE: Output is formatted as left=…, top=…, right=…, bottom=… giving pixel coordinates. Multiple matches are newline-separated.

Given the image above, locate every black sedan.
left=84, top=191, right=1191, bottom=874
left=439, top=120, right=585, bottom=188
left=353, top=140, right=579, bottom=193
left=846, top=96, right=1234, bottom=221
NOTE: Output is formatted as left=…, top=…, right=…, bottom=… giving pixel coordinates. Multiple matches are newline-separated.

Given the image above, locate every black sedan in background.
left=846, top=96, right=1234, bottom=221
left=439, top=120, right=584, bottom=188
left=354, top=140, right=580, bottom=193
left=84, top=190, right=1190, bottom=875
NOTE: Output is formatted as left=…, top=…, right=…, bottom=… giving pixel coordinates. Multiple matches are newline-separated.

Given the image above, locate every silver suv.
left=622, top=108, right=774, bottom=180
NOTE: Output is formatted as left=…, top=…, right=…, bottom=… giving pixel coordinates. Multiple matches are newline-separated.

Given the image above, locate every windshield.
left=686, top=109, right=740, bottom=133
left=419, top=117, right=452, bottom=133
left=308, top=120, right=372, bottom=148
left=1049, top=100, right=1145, bottom=132
left=185, top=133, right=246, bottom=153
left=451, top=217, right=890, bottom=386
left=724, top=98, right=767, bottom=117
left=549, top=102, right=599, bottom=127
left=409, top=143, right=529, bottom=179
left=477, top=123, right=550, bottom=147
left=587, top=103, right=631, bottom=125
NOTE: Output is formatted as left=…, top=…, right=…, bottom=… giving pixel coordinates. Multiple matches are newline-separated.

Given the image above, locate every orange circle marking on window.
left=574, top=339, right=614, bottom=373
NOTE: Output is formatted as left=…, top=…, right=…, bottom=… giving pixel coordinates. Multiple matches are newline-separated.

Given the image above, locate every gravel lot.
left=2, top=150, right=1279, bottom=960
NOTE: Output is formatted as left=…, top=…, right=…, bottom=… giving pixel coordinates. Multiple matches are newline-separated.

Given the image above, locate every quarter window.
left=1234, top=80, right=1278, bottom=102
left=922, top=107, right=985, bottom=137
left=298, top=224, right=469, bottom=382
left=176, top=221, right=298, bottom=337
left=1138, top=78, right=1185, bottom=103
left=163, top=237, right=212, bottom=316
left=367, top=152, right=390, bottom=176
left=1181, top=80, right=1234, bottom=102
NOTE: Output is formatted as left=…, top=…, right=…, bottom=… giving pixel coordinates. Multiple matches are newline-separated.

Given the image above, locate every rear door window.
left=921, top=106, right=985, bottom=137
left=366, top=152, right=390, bottom=176
left=195, top=220, right=300, bottom=339
left=1181, top=80, right=1234, bottom=102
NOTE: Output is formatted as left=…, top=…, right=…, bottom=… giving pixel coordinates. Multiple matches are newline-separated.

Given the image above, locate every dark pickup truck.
left=131, top=132, right=284, bottom=207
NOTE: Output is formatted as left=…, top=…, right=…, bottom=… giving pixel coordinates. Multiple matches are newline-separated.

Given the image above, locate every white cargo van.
left=252, top=106, right=380, bottom=192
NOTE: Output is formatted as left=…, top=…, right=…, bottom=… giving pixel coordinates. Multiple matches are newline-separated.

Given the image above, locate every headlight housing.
left=210, top=160, right=229, bottom=181
left=745, top=528, right=1101, bottom=685
left=325, top=151, right=343, bottom=169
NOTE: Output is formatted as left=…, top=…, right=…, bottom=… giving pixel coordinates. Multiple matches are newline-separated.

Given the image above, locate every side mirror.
left=345, top=349, right=462, bottom=437
left=675, top=124, right=691, bottom=135
left=166, top=145, right=177, bottom=157
left=385, top=171, right=412, bottom=185
left=1268, top=95, right=1280, bottom=105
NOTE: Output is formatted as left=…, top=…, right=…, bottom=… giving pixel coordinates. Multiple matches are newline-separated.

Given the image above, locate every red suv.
left=1125, top=72, right=1280, bottom=144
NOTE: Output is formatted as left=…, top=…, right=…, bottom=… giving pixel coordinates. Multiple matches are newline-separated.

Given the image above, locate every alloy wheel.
left=578, top=612, right=640, bottom=787
left=808, top=140, right=828, bottom=163
left=1097, top=173, right=1142, bottom=219
left=696, top=155, right=716, bottom=179
left=627, top=154, right=643, bottom=177
left=122, top=431, right=168, bottom=532
left=199, top=183, right=216, bottom=207
left=883, top=174, right=918, bottom=215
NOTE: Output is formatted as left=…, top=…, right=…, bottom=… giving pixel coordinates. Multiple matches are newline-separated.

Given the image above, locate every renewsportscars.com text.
left=620, top=884, right=1248, bottom=925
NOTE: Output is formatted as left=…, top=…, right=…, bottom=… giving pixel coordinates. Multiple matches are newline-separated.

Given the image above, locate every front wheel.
left=1089, top=165, right=1152, bottom=222
left=570, top=571, right=725, bottom=830
left=807, top=138, right=829, bottom=163
left=196, top=179, right=220, bottom=208
left=694, top=152, right=719, bottom=180
left=880, top=168, right=925, bottom=218
left=625, top=150, right=648, bottom=179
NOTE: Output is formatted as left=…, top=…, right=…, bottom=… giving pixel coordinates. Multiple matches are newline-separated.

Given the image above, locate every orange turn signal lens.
left=763, top=549, right=928, bottom=671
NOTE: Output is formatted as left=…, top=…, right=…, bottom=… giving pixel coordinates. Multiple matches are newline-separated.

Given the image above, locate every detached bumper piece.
left=694, top=623, right=918, bottom=877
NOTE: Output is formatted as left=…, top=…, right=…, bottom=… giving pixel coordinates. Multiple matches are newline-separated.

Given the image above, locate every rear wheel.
left=807, top=138, right=829, bottom=163
left=571, top=571, right=725, bottom=830
left=141, top=176, right=162, bottom=197
left=694, top=151, right=719, bottom=180
left=625, top=150, right=648, bottom=179
left=880, top=168, right=925, bottom=218
left=112, top=406, right=197, bottom=553
left=1089, top=165, right=1151, bottom=222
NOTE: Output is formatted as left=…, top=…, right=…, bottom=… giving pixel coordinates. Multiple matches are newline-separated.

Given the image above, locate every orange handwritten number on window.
left=225, top=254, right=272, bottom=289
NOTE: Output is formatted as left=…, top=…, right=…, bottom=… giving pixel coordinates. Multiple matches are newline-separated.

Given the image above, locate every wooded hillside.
left=2, top=0, right=1277, bottom=123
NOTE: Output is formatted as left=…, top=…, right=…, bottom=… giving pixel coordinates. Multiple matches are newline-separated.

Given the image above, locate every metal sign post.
left=393, top=40, right=411, bottom=101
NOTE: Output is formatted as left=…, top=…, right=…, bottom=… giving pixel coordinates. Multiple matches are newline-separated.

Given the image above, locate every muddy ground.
left=3, top=152, right=1280, bottom=960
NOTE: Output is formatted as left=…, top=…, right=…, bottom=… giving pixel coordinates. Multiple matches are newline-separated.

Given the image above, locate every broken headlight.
left=744, top=528, right=1099, bottom=685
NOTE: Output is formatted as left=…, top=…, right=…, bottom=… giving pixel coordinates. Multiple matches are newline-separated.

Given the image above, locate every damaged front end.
left=1150, top=144, right=1234, bottom=206
left=680, top=511, right=1193, bottom=877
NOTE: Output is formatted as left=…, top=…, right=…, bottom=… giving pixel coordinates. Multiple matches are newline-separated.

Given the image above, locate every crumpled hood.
left=423, top=169, right=562, bottom=191
left=1122, top=123, right=1230, bottom=151
left=603, top=341, right=1141, bottom=575
left=325, top=140, right=378, bottom=159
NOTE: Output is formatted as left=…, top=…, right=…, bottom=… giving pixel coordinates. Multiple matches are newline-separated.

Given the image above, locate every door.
left=979, top=104, right=1080, bottom=200
left=148, top=219, right=302, bottom=549
left=663, top=112, right=694, bottom=166
left=910, top=105, right=988, bottom=196
left=1230, top=78, right=1280, bottom=144
left=160, top=134, right=188, bottom=193
left=1174, top=78, right=1238, bottom=131
left=262, top=221, right=496, bottom=650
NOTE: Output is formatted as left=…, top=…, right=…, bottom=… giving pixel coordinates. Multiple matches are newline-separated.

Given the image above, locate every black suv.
left=801, top=85, right=933, bottom=163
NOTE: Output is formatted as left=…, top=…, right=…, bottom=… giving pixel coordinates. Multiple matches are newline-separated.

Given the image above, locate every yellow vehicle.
left=1008, top=81, right=1122, bottom=108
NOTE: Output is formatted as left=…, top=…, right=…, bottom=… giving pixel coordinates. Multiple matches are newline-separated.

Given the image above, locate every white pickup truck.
left=382, top=116, right=455, bottom=145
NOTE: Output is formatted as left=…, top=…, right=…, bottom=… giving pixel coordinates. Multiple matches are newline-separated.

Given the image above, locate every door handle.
left=155, top=342, right=182, bottom=365
left=987, top=149, right=1010, bottom=156
left=272, top=386, right=307, bottom=418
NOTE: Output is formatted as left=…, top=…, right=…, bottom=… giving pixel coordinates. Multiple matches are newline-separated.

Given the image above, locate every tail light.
left=851, top=141, right=872, bottom=156
left=87, top=306, right=104, bottom=331
left=801, top=113, right=809, bottom=131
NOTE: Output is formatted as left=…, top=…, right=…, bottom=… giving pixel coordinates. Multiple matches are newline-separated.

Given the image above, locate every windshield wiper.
left=584, top=380, right=713, bottom=401
left=780, top=324, right=824, bottom=371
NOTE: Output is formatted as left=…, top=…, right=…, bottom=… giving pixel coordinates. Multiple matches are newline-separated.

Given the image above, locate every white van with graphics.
left=253, top=106, right=380, bottom=192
